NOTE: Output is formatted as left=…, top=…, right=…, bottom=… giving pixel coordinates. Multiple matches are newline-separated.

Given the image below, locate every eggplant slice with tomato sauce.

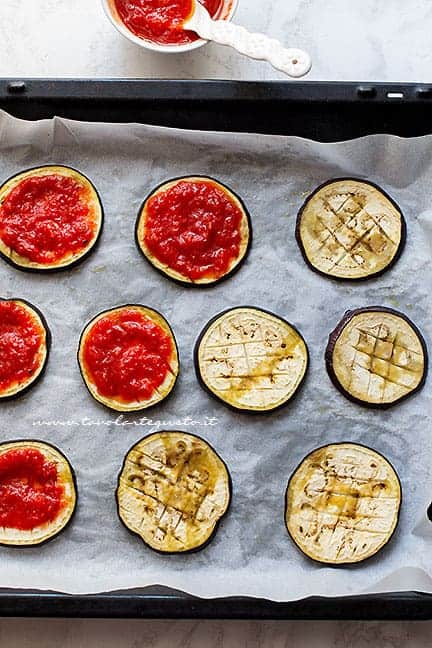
left=0, top=440, right=77, bottom=547
left=117, top=431, right=231, bottom=554
left=296, top=178, right=406, bottom=280
left=326, top=307, right=427, bottom=408
left=135, top=176, right=251, bottom=286
left=285, top=443, right=401, bottom=565
left=195, top=306, right=309, bottom=412
left=0, top=165, right=103, bottom=271
left=78, top=305, right=179, bottom=412
left=0, top=298, right=50, bottom=401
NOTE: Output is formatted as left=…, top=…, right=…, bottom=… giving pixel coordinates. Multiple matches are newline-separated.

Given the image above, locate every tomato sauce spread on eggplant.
left=82, top=308, right=174, bottom=403
left=0, top=301, right=44, bottom=393
left=0, top=448, right=64, bottom=530
left=0, top=174, right=96, bottom=264
left=144, top=179, right=244, bottom=281
left=114, top=0, right=221, bottom=45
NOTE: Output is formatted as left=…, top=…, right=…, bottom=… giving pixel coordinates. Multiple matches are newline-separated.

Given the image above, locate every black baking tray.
left=2, top=78, right=432, bottom=139
left=0, top=78, right=431, bottom=620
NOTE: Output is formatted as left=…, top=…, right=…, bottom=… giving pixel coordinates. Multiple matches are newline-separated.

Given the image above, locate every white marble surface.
left=0, top=0, right=432, bottom=81
left=0, top=619, right=431, bottom=647
left=1, top=0, right=432, bottom=645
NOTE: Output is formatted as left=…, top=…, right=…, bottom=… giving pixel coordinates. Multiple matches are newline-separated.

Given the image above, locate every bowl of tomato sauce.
left=102, top=0, right=238, bottom=53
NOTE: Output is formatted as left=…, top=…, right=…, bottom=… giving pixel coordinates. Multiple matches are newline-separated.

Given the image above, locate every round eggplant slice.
left=195, top=306, right=309, bottom=412
left=0, top=440, right=77, bottom=547
left=0, top=298, right=50, bottom=400
left=0, top=165, right=103, bottom=271
left=135, top=176, right=251, bottom=286
left=117, top=431, right=231, bottom=554
left=285, top=443, right=401, bottom=565
left=326, top=307, right=427, bottom=408
left=78, top=305, right=179, bottom=412
left=296, top=178, right=405, bottom=280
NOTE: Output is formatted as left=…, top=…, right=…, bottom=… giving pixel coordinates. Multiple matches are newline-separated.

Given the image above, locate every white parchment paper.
left=0, top=110, right=431, bottom=600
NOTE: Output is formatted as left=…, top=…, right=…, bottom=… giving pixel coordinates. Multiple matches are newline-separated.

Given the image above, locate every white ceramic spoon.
left=184, top=1, right=311, bottom=78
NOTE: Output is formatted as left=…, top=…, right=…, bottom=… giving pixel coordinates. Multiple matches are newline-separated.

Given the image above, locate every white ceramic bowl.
left=102, top=0, right=238, bottom=53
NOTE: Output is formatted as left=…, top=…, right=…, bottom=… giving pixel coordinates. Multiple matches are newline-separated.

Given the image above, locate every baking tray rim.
left=0, top=78, right=431, bottom=618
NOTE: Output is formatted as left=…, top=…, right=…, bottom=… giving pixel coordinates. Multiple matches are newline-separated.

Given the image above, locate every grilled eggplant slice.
left=117, top=431, right=231, bottom=554
left=296, top=178, right=406, bottom=280
left=0, top=440, right=77, bottom=547
left=135, top=176, right=251, bottom=286
left=195, top=306, right=309, bottom=412
left=78, top=304, right=179, bottom=412
left=326, top=307, right=427, bottom=408
left=0, top=165, right=103, bottom=271
left=285, top=443, right=401, bottom=565
left=0, top=298, right=50, bottom=400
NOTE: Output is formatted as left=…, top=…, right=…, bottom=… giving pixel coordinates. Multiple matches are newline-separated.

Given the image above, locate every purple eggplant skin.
left=194, top=305, right=309, bottom=415
left=295, top=177, right=407, bottom=282
left=325, top=306, right=428, bottom=409
left=284, top=441, right=402, bottom=566
left=115, top=431, right=232, bottom=555
left=0, top=165, right=104, bottom=273
left=0, top=298, right=51, bottom=402
left=135, top=175, right=253, bottom=288
left=0, top=439, right=78, bottom=548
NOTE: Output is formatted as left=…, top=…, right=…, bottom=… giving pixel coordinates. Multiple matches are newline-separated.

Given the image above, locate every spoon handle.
left=187, top=9, right=311, bottom=78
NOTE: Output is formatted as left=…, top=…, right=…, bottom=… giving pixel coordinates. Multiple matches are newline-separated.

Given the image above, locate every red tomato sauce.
left=0, top=448, right=64, bottom=530
left=83, top=308, right=174, bottom=403
left=143, top=179, right=244, bottom=281
left=0, top=174, right=96, bottom=265
left=0, top=301, right=44, bottom=393
left=114, top=0, right=222, bottom=45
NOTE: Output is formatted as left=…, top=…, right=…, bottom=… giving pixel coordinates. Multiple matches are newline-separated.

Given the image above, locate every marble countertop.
left=1, top=0, right=432, bottom=645
left=0, top=618, right=431, bottom=647
left=1, top=0, right=432, bottom=82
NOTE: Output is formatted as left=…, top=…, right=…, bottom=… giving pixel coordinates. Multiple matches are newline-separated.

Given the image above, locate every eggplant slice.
left=0, top=165, right=103, bottom=271
left=117, top=431, right=231, bottom=553
left=135, top=176, right=251, bottom=286
left=296, top=179, right=405, bottom=280
left=78, top=304, right=179, bottom=412
left=285, top=443, right=401, bottom=565
left=0, top=440, right=77, bottom=547
left=0, top=298, right=50, bottom=400
left=195, top=307, right=309, bottom=412
left=326, top=307, right=427, bottom=408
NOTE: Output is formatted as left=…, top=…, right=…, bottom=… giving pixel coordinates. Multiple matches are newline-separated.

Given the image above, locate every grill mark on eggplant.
left=285, top=443, right=401, bottom=565
left=116, top=431, right=231, bottom=554
left=296, top=178, right=406, bottom=281
left=195, top=306, right=309, bottom=413
left=326, top=307, right=427, bottom=408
